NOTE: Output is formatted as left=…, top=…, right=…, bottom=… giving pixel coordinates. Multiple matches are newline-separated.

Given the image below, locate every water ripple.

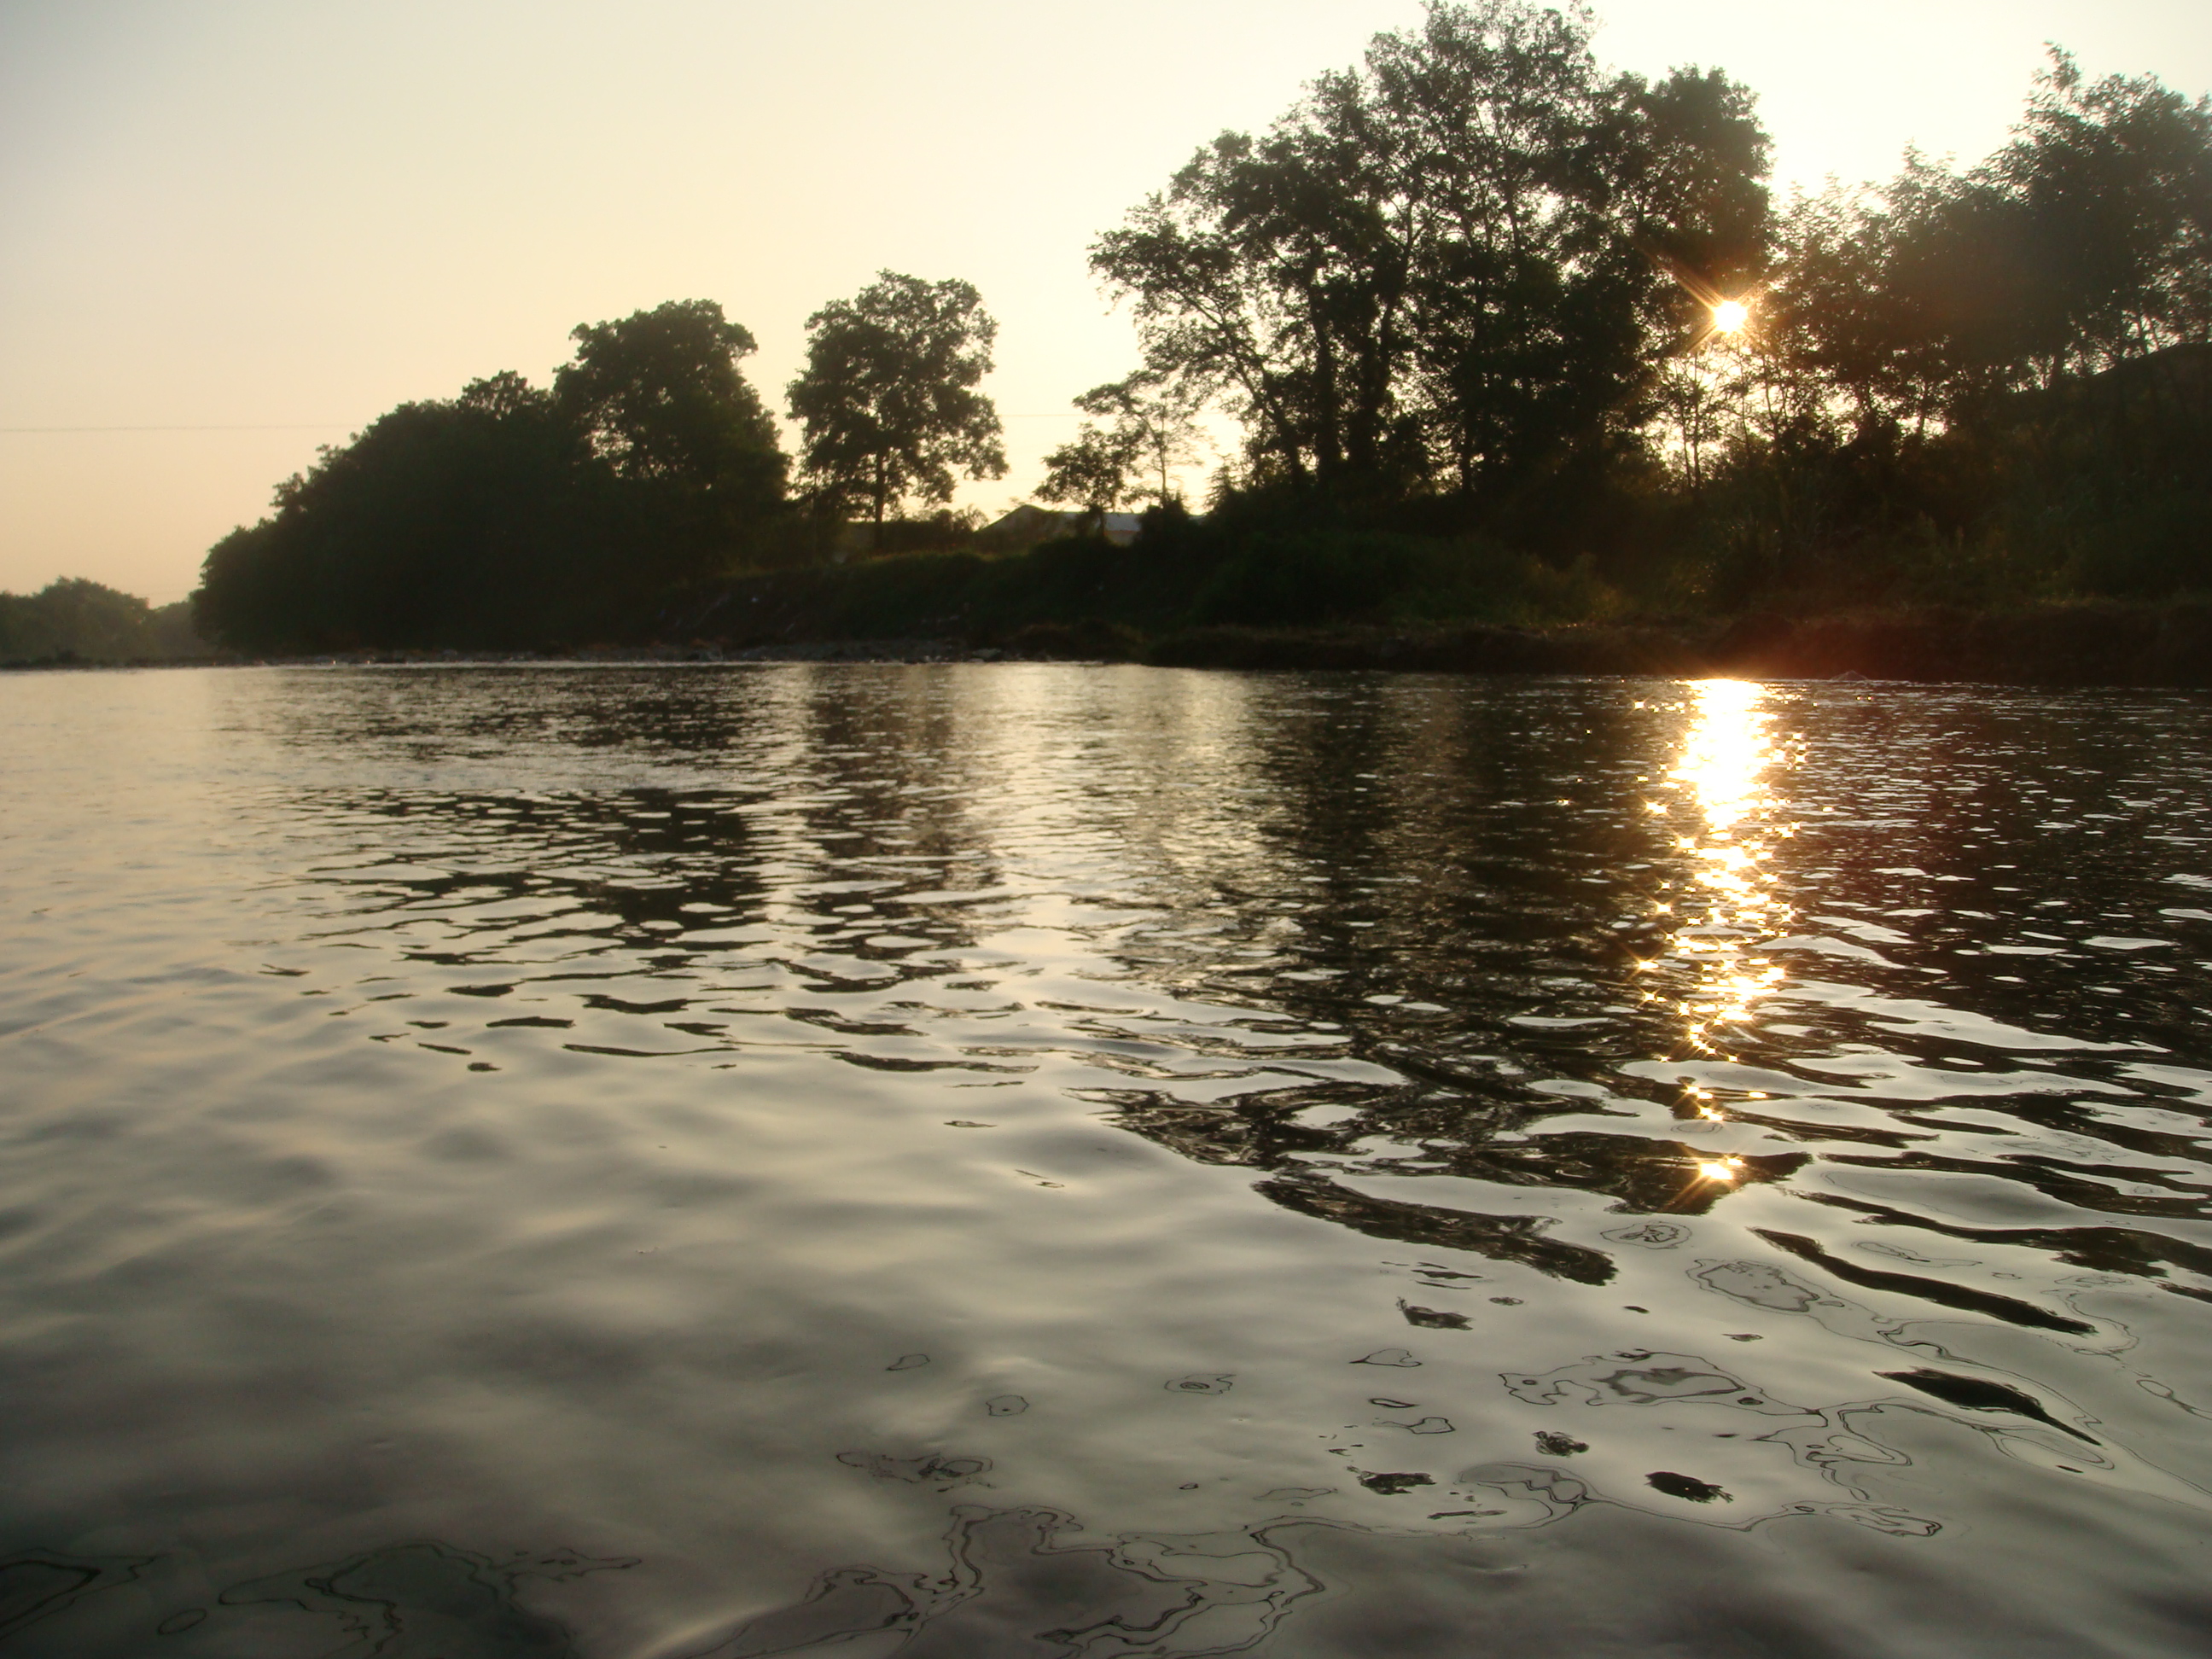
left=3, top=665, right=2211, bottom=1655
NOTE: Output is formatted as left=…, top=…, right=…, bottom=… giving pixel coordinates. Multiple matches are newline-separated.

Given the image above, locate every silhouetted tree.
left=195, top=384, right=585, bottom=649
left=1036, top=423, right=1145, bottom=529
left=787, top=272, right=1007, bottom=538
left=555, top=300, right=786, bottom=531
left=1092, top=0, right=1768, bottom=512
left=1037, top=374, right=1208, bottom=530
left=1656, top=49, right=2212, bottom=609
left=1750, top=53, right=2211, bottom=440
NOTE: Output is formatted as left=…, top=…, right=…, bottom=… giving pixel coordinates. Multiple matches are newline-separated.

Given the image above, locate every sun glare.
left=1712, top=299, right=1749, bottom=335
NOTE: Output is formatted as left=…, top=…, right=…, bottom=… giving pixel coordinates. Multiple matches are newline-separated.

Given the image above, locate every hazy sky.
left=3, top=0, right=2206, bottom=602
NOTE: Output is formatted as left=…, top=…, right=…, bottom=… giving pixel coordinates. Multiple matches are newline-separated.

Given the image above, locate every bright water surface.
left=4, top=665, right=2212, bottom=1658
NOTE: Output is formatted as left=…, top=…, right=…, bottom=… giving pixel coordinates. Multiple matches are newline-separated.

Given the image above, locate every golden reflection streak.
left=1643, top=679, right=1796, bottom=1185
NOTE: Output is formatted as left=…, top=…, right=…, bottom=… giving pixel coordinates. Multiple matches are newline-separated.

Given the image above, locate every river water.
left=3, top=664, right=2210, bottom=1658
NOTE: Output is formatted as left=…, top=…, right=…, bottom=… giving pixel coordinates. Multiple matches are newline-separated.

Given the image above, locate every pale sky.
left=3, top=0, right=2206, bottom=602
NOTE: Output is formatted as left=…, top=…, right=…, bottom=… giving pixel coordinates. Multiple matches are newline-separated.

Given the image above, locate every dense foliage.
left=1091, top=9, right=2209, bottom=611
left=193, top=301, right=789, bottom=651
left=1671, top=52, right=2212, bottom=608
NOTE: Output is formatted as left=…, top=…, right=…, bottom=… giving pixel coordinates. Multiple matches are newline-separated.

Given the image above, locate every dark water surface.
left=5, top=664, right=2212, bottom=1657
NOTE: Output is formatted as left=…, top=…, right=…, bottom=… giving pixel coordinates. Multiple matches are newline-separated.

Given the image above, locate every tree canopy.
left=555, top=300, right=787, bottom=510
left=1655, top=49, right=2212, bottom=603
left=1756, top=52, right=2212, bottom=431
left=1091, top=0, right=1768, bottom=510
left=787, top=272, right=1007, bottom=532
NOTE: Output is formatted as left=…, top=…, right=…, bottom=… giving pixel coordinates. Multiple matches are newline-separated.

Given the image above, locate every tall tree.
left=1091, top=0, right=1768, bottom=508
left=787, top=272, right=1008, bottom=536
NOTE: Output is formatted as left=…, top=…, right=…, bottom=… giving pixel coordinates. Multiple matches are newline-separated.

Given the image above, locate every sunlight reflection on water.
left=1663, top=678, right=1792, bottom=1058
left=1648, top=679, right=1796, bottom=1197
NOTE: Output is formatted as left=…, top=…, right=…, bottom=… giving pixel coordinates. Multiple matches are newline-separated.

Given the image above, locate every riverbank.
left=658, top=534, right=2212, bottom=687
left=699, top=596, right=2212, bottom=686
left=1131, top=600, right=2212, bottom=685
left=13, top=597, right=2209, bottom=686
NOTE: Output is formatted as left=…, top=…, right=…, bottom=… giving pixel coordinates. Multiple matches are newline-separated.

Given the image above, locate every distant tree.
left=1084, top=375, right=1208, bottom=507
left=0, top=578, right=166, bottom=661
left=1037, top=374, right=1208, bottom=529
left=1036, top=422, right=1145, bottom=528
left=148, top=599, right=209, bottom=659
left=787, top=272, right=1007, bottom=538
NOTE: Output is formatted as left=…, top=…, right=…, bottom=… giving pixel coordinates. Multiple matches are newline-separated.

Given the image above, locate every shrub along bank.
left=661, top=504, right=2211, bottom=686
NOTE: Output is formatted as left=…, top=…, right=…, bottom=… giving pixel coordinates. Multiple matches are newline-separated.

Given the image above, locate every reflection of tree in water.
left=1256, top=1171, right=1618, bottom=1283
left=1091, top=680, right=1774, bottom=1280
left=230, top=667, right=2212, bottom=1397
left=249, top=668, right=2212, bottom=1312
left=1798, top=1189, right=2212, bottom=1287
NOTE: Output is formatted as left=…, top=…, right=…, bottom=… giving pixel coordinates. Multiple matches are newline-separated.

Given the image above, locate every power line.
left=7, top=417, right=1091, bottom=432
left=0, top=422, right=351, bottom=434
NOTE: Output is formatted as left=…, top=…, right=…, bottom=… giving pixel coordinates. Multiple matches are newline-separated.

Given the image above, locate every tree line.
left=191, top=0, right=2210, bottom=654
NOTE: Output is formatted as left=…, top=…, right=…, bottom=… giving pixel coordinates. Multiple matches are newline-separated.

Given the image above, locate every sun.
left=1711, top=299, right=1750, bottom=335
